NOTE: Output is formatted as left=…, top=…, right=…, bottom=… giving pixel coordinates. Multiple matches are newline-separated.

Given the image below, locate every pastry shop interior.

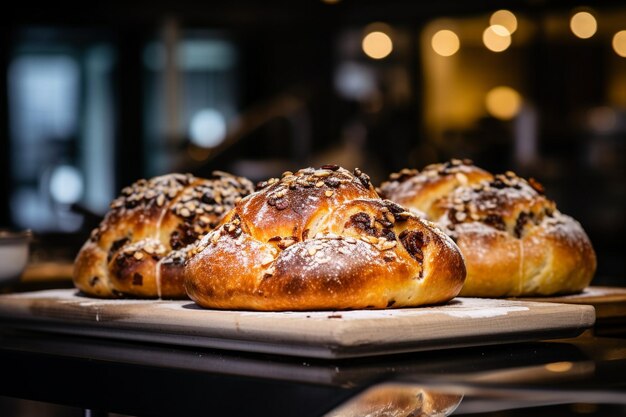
left=0, top=0, right=625, bottom=416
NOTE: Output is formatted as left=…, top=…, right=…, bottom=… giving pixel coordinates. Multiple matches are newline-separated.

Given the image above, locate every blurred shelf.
left=21, top=261, right=73, bottom=283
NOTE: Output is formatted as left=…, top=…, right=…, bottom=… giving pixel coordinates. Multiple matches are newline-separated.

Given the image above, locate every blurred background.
left=0, top=0, right=624, bottom=284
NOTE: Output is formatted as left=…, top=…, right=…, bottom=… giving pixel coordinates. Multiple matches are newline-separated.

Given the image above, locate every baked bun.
left=73, top=172, right=254, bottom=298
left=380, top=159, right=596, bottom=297
left=184, top=165, right=466, bottom=311
left=326, top=384, right=462, bottom=417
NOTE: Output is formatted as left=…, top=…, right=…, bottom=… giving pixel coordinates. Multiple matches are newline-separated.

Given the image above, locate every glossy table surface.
left=1, top=325, right=625, bottom=416
left=1, top=277, right=625, bottom=417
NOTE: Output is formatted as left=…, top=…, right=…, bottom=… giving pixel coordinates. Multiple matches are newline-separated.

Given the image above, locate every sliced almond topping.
left=381, top=241, right=397, bottom=250
left=261, top=254, right=274, bottom=266
left=338, top=247, right=351, bottom=255
left=314, top=170, right=331, bottom=177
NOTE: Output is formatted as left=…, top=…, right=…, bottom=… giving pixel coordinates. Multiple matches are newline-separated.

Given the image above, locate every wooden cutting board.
left=516, top=287, right=626, bottom=319
left=0, top=289, right=595, bottom=359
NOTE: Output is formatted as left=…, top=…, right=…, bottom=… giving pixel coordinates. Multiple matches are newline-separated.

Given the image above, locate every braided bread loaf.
left=379, top=159, right=596, bottom=297
left=184, top=165, right=466, bottom=310
left=73, top=172, right=254, bottom=298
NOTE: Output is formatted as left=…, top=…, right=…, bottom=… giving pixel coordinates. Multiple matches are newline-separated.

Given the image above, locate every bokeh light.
left=50, top=165, right=84, bottom=204
left=613, top=30, right=626, bottom=57
left=570, top=12, right=597, bottom=39
left=362, top=31, right=393, bottom=59
left=485, top=86, right=522, bottom=120
left=490, top=10, right=518, bottom=34
left=190, top=109, right=227, bottom=148
left=431, top=30, right=460, bottom=57
left=483, top=25, right=512, bottom=52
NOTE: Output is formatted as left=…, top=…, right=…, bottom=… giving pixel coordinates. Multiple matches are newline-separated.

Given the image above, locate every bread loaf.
left=380, top=159, right=596, bottom=297
left=184, top=165, right=466, bottom=310
left=73, top=172, right=254, bottom=298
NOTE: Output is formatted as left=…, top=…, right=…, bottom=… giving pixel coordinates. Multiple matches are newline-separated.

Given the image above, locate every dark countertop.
left=0, top=326, right=625, bottom=416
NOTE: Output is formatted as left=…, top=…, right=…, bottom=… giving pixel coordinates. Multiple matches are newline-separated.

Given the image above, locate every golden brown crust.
left=184, top=166, right=466, bottom=310
left=73, top=172, right=254, bottom=298
left=380, top=159, right=597, bottom=297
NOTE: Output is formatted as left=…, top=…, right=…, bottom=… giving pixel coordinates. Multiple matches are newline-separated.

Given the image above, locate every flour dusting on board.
left=5, top=290, right=529, bottom=319
left=3, top=289, right=165, bottom=307
left=238, top=298, right=530, bottom=319
left=442, top=306, right=529, bottom=318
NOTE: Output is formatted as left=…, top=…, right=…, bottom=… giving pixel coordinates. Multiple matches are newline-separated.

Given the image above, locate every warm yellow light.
left=485, top=86, right=522, bottom=120
left=431, top=30, right=460, bottom=57
left=362, top=31, right=393, bottom=59
left=483, top=25, right=512, bottom=52
left=545, top=361, right=574, bottom=373
left=570, top=12, right=597, bottom=39
left=490, top=10, right=518, bottom=34
left=613, top=30, right=626, bottom=57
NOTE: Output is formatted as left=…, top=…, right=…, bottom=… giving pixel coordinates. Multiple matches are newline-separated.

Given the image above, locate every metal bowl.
left=0, top=230, right=32, bottom=285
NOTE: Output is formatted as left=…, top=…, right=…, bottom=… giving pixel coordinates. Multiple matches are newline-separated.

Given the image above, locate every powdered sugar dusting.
left=541, top=213, right=589, bottom=251
left=276, top=235, right=383, bottom=277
